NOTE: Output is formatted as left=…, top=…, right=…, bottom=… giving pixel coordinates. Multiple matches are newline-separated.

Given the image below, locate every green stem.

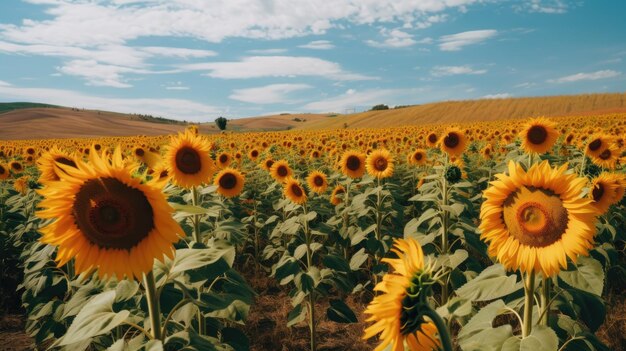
left=303, top=204, right=316, bottom=351
left=578, top=153, right=587, bottom=177
left=522, top=272, right=536, bottom=338
left=440, top=157, right=449, bottom=304
left=143, top=271, right=162, bottom=340
left=191, top=187, right=201, bottom=243
left=423, top=308, right=453, bottom=351
left=373, top=177, right=383, bottom=288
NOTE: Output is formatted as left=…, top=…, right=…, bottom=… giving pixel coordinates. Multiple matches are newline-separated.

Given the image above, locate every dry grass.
left=0, top=315, right=32, bottom=351
left=300, top=92, right=626, bottom=130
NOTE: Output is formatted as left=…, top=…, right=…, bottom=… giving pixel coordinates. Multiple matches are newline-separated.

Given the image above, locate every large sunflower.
left=37, top=148, right=183, bottom=280
left=36, top=146, right=77, bottom=182
left=164, top=130, right=214, bottom=188
left=584, top=134, right=612, bottom=159
left=214, top=167, right=245, bottom=198
left=269, top=159, right=293, bottom=182
left=363, top=238, right=441, bottom=351
left=590, top=143, right=620, bottom=170
left=589, top=173, right=623, bottom=214
left=340, top=150, right=366, bottom=179
left=479, top=161, right=597, bottom=277
left=216, top=152, right=232, bottom=168
left=519, top=117, right=559, bottom=154
left=284, top=178, right=307, bottom=205
left=439, top=128, right=467, bottom=157
left=306, top=170, right=328, bottom=194
left=366, top=149, right=394, bottom=179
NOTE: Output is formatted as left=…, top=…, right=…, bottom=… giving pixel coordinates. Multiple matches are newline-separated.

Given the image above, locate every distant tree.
left=215, top=116, right=228, bottom=130
left=371, top=104, right=389, bottom=111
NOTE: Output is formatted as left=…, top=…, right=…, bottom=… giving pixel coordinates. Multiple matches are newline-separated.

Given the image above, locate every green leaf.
left=170, top=241, right=235, bottom=276
left=456, top=264, right=522, bottom=301
left=58, top=290, right=129, bottom=346
left=349, top=248, right=369, bottom=271
left=293, top=244, right=308, bottom=260
left=323, top=254, right=351, bottom=273
left=287, top=304, right=306, bottom=327
left=559, top=256, right=604, bottom=296
left=458, top=299, right=507, bottom=340
left=520, top=326, right=558, bottom=351
left=170, top=202, right=220, bottom=217
left=326, top=299, right=357, bottom=323
left=459, top=325, right=514, bottom=351
left=221, top=327, right=250, bottom=351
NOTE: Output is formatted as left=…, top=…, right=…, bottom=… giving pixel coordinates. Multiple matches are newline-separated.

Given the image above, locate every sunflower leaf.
left=559, top=256, right=604, bottom=296
left=456, top=264, right=522, bottom=301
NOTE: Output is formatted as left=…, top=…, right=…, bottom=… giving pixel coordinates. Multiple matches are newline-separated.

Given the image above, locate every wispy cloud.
left=179, top=56, right=377, bottom=81
left=548, top=70, right=621, bottom=83
left=516, top=0, right=570, bottom=14
left=298, top=40, right=334, bottom=50
left=431, top=65, right=487, bottom=76
left=302, top=88, right=398, bottom=112
left=438, top=30, right=497, bottom=51
left=0, top=84, right=219, bottom=121
left=0, top=80, right=11, bottom=86
left=482, top=93, right=511, bottom=99
left=365, top=28, right=416, bottom=48
left=246, top=48, right=288, bottom=55
left=164, top=82, right=190, bottom=90
left=230, top=83, right=312, bottom=104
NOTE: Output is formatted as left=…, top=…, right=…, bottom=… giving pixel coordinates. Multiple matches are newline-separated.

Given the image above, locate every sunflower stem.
left=522, top=271, right=536, bottom=338
left=191, top=186, right=201, bottom=243
left=440, top=155, right=450, bottom=304
left=423, top=308, right=453, bottom=351
left=373, top=177, right=383, bottom=289
left=302, top=204, right=317, bottom=351
left=143, top=270, right=162, bottom=340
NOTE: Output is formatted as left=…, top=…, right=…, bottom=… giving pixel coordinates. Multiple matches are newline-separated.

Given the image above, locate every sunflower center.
left=55, top=157, right=77, bottom=168
left=219, top=173, right=237, bottom=190
left=135, top=148, right=145, bottom=157
left=291, top=184, right=303, bottom=197
left=592, top=184, right=604, bottom=202
left=503, top=188, right=568, bottom=247
left=346, top=155, right=361, bottom=171
left=0, top=166, right=5, bottom=175
left=374, top=157, right=388, bottom=171
left=73, top=177, right=154, bottom=250
left=265, top=160, right=274, bottom=168
left=175, top=147, right=202, bottom=174
left=588, top=139, right=602, bottom=151
left=414, top=152, right=423, bottom=161
left=599, top=149, right=612, bottom=160
left=527, top=126, right=548, bottom=145
left=277, top=165, right=288, bottom=177
left=251, top=150, right=259, bottom=157
left=313, top=175, right=324, bottom=186
left=219, top=154, right=228, bottom=163
left=444, top=133, right=460, bottom=148
left=428, top=133, right=437, bottom=144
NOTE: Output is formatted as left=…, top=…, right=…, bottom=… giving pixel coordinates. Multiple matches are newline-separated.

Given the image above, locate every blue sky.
left=0, top=0, right=624, bottom=122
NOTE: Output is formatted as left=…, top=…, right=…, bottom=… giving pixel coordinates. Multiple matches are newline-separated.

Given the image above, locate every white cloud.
left=230, top=83, right=312, bottom=104
left=438, top=30, right=497, bottom=51
left=548, top=70, right=622, bottom=83
left=514, top=82, right=536, bottom=88
left=516, top=0, right=569, bottom=14
left=415, top=14, right=448, bottom=29
left=298, top=40, right=334, bottom=50
left=0, top=84, right=219, bottom=121
left=365, top=28, right=416, bottom=48
left=180, top=56, right=377, bottom=81
left=0, top=80, right=11, bottom=86
left=482, top=93, right=511, bottom=99
left=302, top=88, right=397, bottom=112
left=247, top=48, right=288, bottom=54
left=138, top=47, right=216, bottom=58
left=1, top=1, right=482, bottom=46
left=431, top=65, right=487, bottom=76
left=164, top=82, right=190, bottom=90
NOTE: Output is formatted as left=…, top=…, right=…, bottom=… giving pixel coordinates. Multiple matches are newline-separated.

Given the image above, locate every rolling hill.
left=299, top=92, right=626, bottom=130
left=1, top=92, right=625, bottom=140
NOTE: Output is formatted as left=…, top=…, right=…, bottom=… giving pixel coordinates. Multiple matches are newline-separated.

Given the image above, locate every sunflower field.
left=0, top=113, right=625, bottom=351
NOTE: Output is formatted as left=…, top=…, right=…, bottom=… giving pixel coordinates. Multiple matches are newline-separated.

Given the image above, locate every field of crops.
left=0, top=113, right=624, bottom=351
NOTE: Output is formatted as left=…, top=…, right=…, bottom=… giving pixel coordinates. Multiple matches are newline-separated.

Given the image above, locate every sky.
left=0, top=0, right=625, bottom=122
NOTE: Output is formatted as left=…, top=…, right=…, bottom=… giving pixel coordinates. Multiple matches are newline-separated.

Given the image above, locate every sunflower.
left=340, top=150, right=366, bottom=179
left=479, top=161, right=597, bottom=277
left=36, top=147, right=77, bottom=182
left=284, top=178, right=307, bottom=205
left=426, top=132, right=438, bottom=148
left=214, top=167, right=245, bottom=198
left=330, top=185, right=346, bottom=206
left=133, top=147, right=161, bottom=168
left=9, top=161, right=23, bottom=174
left=270, top=159, right=293, bottom=182
left=365, top=149, right=394, bottom=179
left=14, top=176, right=29, bottom=194
left=589, top=173, right=621, bottom=214
left=306, top=170, right=328, bottom=194
left=363, top=238, right=441, bottom=351
left=481, top=144, right=494, bottom=160
left=37, top=148, right=183, bottom=280
left=216, top=152, right=232, bottom=168
left=164, top=130, right=214, bottom=188
left=0, top=164, right=9, bottom=180
left=519, top=117, right=559, bottom=154
left=590, top=143, right=619, bottom=170
left=248, top=148, right=260, bottom=161
left=408, top=149, right=427, bottom=166
left=439, top=128, right=467, bottom=157
left=261, top=158, right=275, bottom=171
left=585, top=134, right=612, bottom=159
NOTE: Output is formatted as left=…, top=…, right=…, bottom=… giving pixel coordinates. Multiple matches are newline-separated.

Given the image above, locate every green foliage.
left=215, top=116, right=228, bottom=130
left=370, top=104, right=389, bottom=111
